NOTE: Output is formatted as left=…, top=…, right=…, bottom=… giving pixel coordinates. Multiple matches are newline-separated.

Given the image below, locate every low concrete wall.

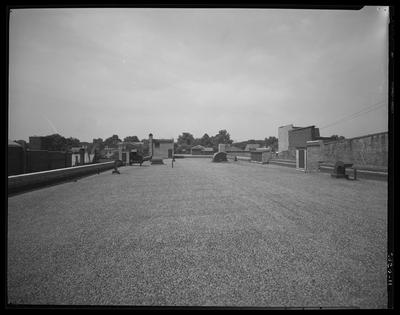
left=278, top=149, right=296, bottom=161
left=318, top=165, right=387, bottom=181
left=8, top=161, right=116, bottom=195
left=227, top=151, right=274, bottom=163
left=269, top=159, right=297, bottom=168
left=250, top=151, right=274, bottom=163
left=173, top=154, right=212, bottom=158
left=227, top=155, right=251, bottom=162
left=226, top=151, right=251, bottom=159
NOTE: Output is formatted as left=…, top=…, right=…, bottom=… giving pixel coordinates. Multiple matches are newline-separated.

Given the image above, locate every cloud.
left=9, top=7, right=388, bottom=142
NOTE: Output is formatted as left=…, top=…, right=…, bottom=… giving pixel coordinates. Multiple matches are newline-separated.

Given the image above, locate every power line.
left=320, top=100, right=387, bottom=130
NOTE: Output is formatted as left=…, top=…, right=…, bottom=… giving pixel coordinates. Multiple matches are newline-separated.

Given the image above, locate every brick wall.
left=17, top=150, right=73, bottom=173
left=306, top=132, right=388, bottom=171
left=48, top=151, right=70, bottom=170
left=288, top=126, right=319, bottom=150
left=306, top=141, right=324, bottom=171
left=8, top=146, right=24, bottom=175
left=26, top=150, right=49, bottom=172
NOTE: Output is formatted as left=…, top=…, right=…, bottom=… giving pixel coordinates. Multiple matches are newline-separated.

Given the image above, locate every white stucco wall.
left=72, top=152, right=94, bottom=166
left=153, top=142, right=174, bottom=159
left=278, top=124, right=294, bottom=153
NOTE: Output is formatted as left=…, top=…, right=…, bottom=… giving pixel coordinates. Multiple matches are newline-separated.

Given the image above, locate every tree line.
left=175, top=131, right=280, bottom=153
left=14, top=131, right=344, bottom=154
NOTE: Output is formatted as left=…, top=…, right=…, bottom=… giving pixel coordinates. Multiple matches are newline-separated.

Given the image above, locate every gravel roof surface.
left=7, top=159, right=387, bottom=308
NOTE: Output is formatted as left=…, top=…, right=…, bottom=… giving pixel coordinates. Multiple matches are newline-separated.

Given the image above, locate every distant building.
left=218, top=144, right=243, bottom=152
left=191, top=145, right=205, bottom=155
left=71, top=146, right=94, bottom=166
left=191, top=145, right=214, bottom=155
left=255, top=147, right=271, bottom=152
left=218, top=144, right=228, bottom=152
left=244, top=143, right=260, bottom=151
left=149, top=134, right=174, bottom=159
left=288, top=126, right=320, bottom=151
left=103, top=146, right=119, bottom=160
left=288, top=126, right=320, bottom=170
left=227, top=145, right=243, bottom=151
left=118, top=141, right=144, bottom=164
left=278, top=124, right=321, bottom=170
left=29, top=136, right=51, bottom=150
left=278, top=124, right=300, bottom=153
left=202, top=147, right=214, bottom=155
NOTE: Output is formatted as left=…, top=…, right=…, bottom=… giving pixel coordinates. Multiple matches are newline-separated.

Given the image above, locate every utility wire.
left=320, top=100, right=387, bottom=130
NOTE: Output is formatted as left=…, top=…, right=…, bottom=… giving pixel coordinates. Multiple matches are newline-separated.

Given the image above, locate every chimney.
left=218, top=143, right=226, bottom=152
left=149, top=133, right=153, bottom=157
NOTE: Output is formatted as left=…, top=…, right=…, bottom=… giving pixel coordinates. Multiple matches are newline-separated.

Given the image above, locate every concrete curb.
left=173, top=154, right=213, bottom=158
left=319, top=166, right=388, bottom=181
left=254, top=159, right=387, bottom=181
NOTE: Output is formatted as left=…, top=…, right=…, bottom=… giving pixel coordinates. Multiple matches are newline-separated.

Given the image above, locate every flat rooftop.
left=7, top=159, right=387, bottom=308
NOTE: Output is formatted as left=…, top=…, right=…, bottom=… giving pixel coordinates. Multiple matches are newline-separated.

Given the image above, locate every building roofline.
left=323, top=131, right=388, bottom=144
left=153, top=139, right=174, bottom=143
left=288, top=125, right=316, bottom=132
left=8, top=140, right=22, bottom=147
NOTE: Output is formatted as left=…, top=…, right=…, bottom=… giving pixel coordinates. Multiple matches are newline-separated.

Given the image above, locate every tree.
left=92, top=138, right=105, bottom=153
left=211, top=130, right=233, bottom=149
left=124, top=136, right=140, bottom=143
left=104, top=135, right=121, bottom=148
left=265, top=136, right=278, bottom=152
left=44, top=134, right=67, bottom=151
left=200, top=133, right=213, bottom=147
left=176, top=132, right=195, bottom=153
left=330, top=135, right=346, bottom=141
left=177, top=132, right=195, bottom=146
left=65, top=137, right=80, bottom=148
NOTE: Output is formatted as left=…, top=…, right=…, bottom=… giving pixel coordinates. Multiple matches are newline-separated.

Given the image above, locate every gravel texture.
left=7, top=159, right=387, bottom=308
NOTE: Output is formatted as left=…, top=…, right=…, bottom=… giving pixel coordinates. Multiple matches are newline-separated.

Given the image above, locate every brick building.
left=118, top=141, right=144, bottom=165
left=288, top=126, right=320, bottom=170
left=29, top=136, right=52, bottom=150
left=288, top=126, right=320, bottom=150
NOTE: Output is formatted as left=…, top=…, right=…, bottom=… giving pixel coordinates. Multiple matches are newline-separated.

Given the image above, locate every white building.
left=278, top=124, right=295, bottom=153
left=71, top=147, right=94, bottom=166
left=117, top=142, right=144, bottom=164
left=149, top=133, right=174, bottom=159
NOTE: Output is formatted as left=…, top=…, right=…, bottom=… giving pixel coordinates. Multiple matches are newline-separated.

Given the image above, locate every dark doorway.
left=297, top=149, right=305, bottom=169
left=168, top=149, right=173, bottom=158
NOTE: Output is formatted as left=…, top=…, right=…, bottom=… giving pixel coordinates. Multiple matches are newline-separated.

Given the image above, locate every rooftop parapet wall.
left=306, top=132, right=388, bottom=171
left=8, top=161, right=116, bottom=195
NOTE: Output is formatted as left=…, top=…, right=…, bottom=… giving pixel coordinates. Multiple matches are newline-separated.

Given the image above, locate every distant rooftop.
left=289, top=125, right=316, bottom=132
left=192, top=145, right=205, bottom=150
left=8, top=140, right=22, bottom=147
left=154, top=139, right=174, bottom=143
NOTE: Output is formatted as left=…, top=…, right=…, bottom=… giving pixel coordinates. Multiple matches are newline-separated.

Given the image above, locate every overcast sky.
left=8, top=6, right=389, bottom=143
